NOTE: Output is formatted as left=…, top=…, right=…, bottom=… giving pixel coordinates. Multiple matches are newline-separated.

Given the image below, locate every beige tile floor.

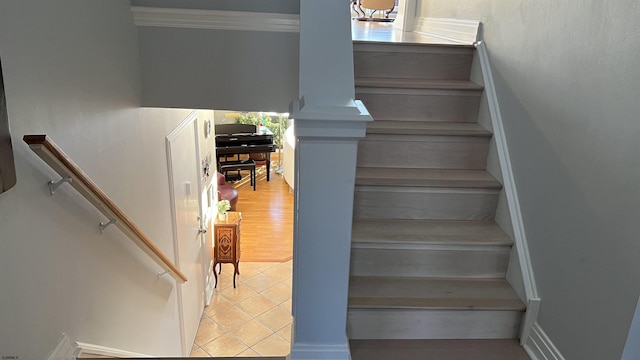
left=190, top=261, right=293, bottom=357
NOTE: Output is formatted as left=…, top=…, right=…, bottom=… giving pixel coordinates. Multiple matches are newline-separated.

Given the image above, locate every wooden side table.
left=213, top=211, right=241, bottom=288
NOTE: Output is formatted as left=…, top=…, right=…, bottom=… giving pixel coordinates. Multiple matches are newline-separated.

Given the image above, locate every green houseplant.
left=217, top=199, right=231, bottom=221
left=236, top=112, right=286, bottom=149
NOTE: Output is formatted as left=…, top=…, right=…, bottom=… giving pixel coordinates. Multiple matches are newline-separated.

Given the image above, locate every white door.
left=167, top=112, right=205, bottom=356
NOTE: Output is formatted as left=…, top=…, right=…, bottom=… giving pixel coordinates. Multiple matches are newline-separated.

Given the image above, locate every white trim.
left=166, top=110, right=199, bottom=356
left=394, top=0, right=417, bottom=32
left=45, top=334, right=153, bottom=359
left=291, top=98, right=372, bottom=139
left=204, top=247, right=215, bottom=306
left=414, top=17, right=479, bottom=45
left=74, top=342, right=151, bottom=358
left=289, top=342, right=351, bottom=360
left=131, top=6, right=300, bottom=33
left=46, top=334, right=75, bottom=360
left=475, top=41, right=541, bottom=342
left=524, top=322, right=566, bottom=360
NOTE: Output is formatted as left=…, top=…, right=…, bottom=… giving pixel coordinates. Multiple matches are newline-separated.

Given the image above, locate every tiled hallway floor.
left=190, top=261, right=293, bottom=357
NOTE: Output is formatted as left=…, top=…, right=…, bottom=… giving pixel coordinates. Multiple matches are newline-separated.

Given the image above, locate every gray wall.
left=136, top=26, right=299, bottom=113
left=419, top=1, right=640, bottom=359
left=133, top=0, right=300, bottom=112
left=0, top=0, right=193, bottom=357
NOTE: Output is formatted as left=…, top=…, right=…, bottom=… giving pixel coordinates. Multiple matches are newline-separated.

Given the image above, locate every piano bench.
left=219, top=159, right=257, bottom=191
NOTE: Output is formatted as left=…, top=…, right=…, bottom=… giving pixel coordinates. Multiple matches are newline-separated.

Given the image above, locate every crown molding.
left=131, top=6, right=300, bottom=33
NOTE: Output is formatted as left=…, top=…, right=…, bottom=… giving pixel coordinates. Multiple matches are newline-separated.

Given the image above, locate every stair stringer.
left=471, top=40, right=541, bottom=344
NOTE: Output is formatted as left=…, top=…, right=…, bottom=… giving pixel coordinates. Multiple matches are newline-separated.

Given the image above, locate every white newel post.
left=288, top=1, right=372, bottom=359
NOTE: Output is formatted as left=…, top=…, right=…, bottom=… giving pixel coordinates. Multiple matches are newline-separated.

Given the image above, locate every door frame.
left=166, top=110, right=204, bottom=356
left=394, top=0, right=417, bottom=32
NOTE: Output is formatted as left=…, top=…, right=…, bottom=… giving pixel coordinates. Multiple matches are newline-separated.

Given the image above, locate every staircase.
left=348, top=41, right=526, bottom=342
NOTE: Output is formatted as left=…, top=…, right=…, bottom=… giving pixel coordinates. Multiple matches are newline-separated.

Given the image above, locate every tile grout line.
left=192, top=261, right=293, bottom=358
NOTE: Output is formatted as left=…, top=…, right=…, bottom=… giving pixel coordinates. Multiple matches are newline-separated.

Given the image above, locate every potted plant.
left=236, top=112, right=286, bottom=149
left=217, top=199, right=231, bottom=221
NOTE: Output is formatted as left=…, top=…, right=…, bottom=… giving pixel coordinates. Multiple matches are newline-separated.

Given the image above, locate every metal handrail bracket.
left=23, top=134, right=188, bottom=283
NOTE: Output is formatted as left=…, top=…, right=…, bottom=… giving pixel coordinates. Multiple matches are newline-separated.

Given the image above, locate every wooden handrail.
left=23, top=135, right=187, bottom=283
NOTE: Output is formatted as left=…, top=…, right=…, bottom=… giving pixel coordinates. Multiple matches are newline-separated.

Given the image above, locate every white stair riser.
left=354, top=43, right=475, bottom=55
left=353, top=187, right=498, bottom=220
left=350, top=247, right=510, bottom=278
left=347, top=309, right=522, bottom=339
left=354, top=51, right=473, bottom=80
left=357, top=138, right=489, bottom=170
left=357, top=91, right=481, bottom=122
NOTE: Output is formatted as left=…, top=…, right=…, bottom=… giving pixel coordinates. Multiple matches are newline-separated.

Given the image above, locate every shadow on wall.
left=491, top=67, right=639, bottom=360
left=0, top=58, right=17, bottom=194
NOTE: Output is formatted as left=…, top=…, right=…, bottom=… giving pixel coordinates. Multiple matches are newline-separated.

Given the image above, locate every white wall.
left=418, top=1, right=640, bottom=359
left=0, top=0, right=193, bottom=357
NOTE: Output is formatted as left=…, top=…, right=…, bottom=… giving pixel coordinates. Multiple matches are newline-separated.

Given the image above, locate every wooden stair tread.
left=349, top=277, right=525, bottom=311
left=352, top=219, right=511, bottom=246
left=355, top=168, right=501, bottom=188
left=365, top=121, right=490, bottom=136
left=350, top=36, right=526, bottom=341
left=356, top=77, right=483, bottom=90
left=350, top=339, right=531, bottom=360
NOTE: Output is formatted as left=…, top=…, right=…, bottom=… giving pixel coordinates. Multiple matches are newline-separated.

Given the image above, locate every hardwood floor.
left=230, top=160, right=294, bottom=262
left=351, top=20, right=461, bottom=45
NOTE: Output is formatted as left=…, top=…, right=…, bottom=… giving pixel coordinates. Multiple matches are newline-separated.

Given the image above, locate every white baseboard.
left=289, top=342, right=351, bottom=360
left=74, top=342, right=151, bottom=358
left=47, top=334, right=75, bottom=360
left=414, top=17, right=479, bottom=45
left=524, top=322, right=566, bottom=360
left=474, top=40, right=541, bottom=341
left=46, top=334, right=152, bottom=359
left=205, top=264, right=215, bottom=306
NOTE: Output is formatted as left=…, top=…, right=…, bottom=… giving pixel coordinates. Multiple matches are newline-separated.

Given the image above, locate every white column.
left=289, top=1, right=372, bottom=359
left=394, top=0, right=417, bottom=32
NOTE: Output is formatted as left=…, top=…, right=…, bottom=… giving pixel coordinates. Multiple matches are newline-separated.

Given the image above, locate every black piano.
left=215, top=124, right=276, bottom=183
